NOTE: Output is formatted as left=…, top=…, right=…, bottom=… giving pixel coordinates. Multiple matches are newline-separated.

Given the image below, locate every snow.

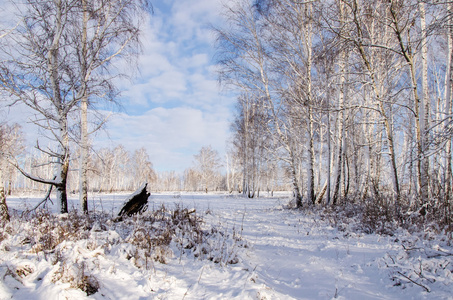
left=1, top=192, right=452, bottom=299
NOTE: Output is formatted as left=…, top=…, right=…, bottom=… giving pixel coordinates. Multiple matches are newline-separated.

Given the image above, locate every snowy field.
left=1, top=192, right=452, bottom=299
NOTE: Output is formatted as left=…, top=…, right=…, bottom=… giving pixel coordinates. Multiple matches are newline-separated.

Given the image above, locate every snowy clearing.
left=1, top=192, right=452, bottom=299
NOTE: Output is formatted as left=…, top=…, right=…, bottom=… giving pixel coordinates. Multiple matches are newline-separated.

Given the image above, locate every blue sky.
left=97, top=0, right=234, bottom=172
left=1, top=0, right=234, bottom=173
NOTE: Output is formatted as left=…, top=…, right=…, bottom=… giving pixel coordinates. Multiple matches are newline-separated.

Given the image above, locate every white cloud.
left=182, top=53, right=209, bottom=70
left=149, top=71, right=187, bottom=98
left=97, top=106, right=230, bottom=172
left=169, top=0, right=224, bottom=43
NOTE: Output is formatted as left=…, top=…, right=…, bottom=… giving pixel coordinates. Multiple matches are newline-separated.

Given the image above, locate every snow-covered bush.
left=0, top=203, right=244, bottom=296
left=52, top=260, right=100, bottom=296
left=314, top=198, right=451, bottom=237
left=117, top=203, right=246, bottom=266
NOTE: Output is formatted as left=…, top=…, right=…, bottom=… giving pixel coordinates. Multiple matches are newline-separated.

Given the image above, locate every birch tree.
left=418, top=0, right=430, bottom=202
left=445, top=2, right=453, bottom=223
left=386, top=0, right=428, bottom=205
left=0, top=123, right=24, bottom=222
left=0, top=0, right=151, bottom=213
left=322, top=0, right=403, bottom=201
left=74, top=0, right=151, bottom=213
left=268, top=0, right=317, bottom=204
left=215, top=0, right=305, bottom=205
left=193, top=146, right=222, bottom=193
left=231, top=92, right=270, bottom=197
left=131, top=147, right=156, bottom=189
left=0, top=0, right=80, bottom=213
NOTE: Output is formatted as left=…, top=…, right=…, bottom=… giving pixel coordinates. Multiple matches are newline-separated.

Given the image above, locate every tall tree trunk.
left=57, top=117, right=70, bottom=214
left=0, top=167, right=9, bottom=222
left=49, top=2, right=68, bottom=214
left=419, top=0, right=430, bottom=204
left=80, top=94, right=88, bottom=213
left=444, top=2, right=453, bottom=224
left=362, top=108, right=372, bottom=201
left=79, top=0, right=89, bottom=214
left=316, top=118, right=324, bottom=202
left=332, top=46, right=346, bottom=206
left=291, top=149, right=303, bottom=207
left=305, top=2, right=315, bottom=205
left=326, top=104, right=331, bottom=204
left=308, top=105, right=315, bottom=204
left=332, top=130, right=343, bottom=205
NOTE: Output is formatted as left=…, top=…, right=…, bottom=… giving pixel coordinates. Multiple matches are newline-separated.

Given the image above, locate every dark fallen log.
left=117, top=183, right=150, bottom=219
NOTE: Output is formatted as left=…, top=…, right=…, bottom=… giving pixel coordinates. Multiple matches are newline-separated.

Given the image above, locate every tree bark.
left=332, top=39, right=346, bottom=205
left=420, top=2, right=431, bottom=168
left=305, top=2, right=315, bottom=205
left=0, top=187, right=9, bottom=223
left=49, top=1, right=69, bottom=214
left=79, top=0, right=89, bottom=214
left=80, top=94, right=88, bottom=213
left=444, top=2, right=453, bottom=223
left=291, top=150, right=303, bottom=208
left=418, top=0, right=430, bottom=204
left=0, top=158, right=8, bottom=222
left=56, top=143, right=69, bottom=214
left=326, top=104, right=331, bottom=204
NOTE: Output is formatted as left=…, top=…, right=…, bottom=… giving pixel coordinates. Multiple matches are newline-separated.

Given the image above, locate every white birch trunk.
left=304, top=2, right=315, bottom=205
left=326, top=105, right=331, bottom=204
left=332, top=45, right=346, bottom=205
left=79, top=0, right=89, bottom=213
left=418, top=0, right=430, bottom=204
left=49, top=1, right=68, bottom=214
left=0, top=165, right=9, bottom=222
left=444, top=2, right=453, bottom=210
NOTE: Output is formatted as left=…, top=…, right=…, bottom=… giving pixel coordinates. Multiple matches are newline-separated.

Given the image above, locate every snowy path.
left=203, top=196, right=404, bottom=300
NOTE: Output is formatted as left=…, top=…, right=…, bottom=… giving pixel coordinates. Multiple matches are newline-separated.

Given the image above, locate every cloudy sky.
left=3, top=0, right=235, bottom=173
left=86, top=1, right=230, bottom=172
left=96, top=0, right=234, bottom=172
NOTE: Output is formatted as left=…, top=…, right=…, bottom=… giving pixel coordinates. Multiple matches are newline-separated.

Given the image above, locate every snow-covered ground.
left=1, top=192, right=452, bottom=299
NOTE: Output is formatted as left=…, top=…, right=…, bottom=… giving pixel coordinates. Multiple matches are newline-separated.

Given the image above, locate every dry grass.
left=0, top=203, right=244, bottom=296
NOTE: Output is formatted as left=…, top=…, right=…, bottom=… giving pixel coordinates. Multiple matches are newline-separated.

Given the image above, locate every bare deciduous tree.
left=0, top=0, right=151, bottom=213
left=0, top=123, right=24, bottom=222
left=74, top=0, right=151, bottom=213
left=193, top=146, right=222, bottom=193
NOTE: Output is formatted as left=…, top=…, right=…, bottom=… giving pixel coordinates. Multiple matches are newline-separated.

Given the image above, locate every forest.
left=1, top=0, right=453, bottom=299
left=216, top=0, right=453, bottom=231
left=0, top=0, right=452, bottom=230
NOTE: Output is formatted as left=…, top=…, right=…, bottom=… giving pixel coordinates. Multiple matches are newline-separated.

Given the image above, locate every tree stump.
left=117, top=183, right=150, bottom=219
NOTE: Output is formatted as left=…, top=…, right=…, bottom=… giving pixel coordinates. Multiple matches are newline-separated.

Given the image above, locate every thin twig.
left=396, top=271, right=430, bottom=293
